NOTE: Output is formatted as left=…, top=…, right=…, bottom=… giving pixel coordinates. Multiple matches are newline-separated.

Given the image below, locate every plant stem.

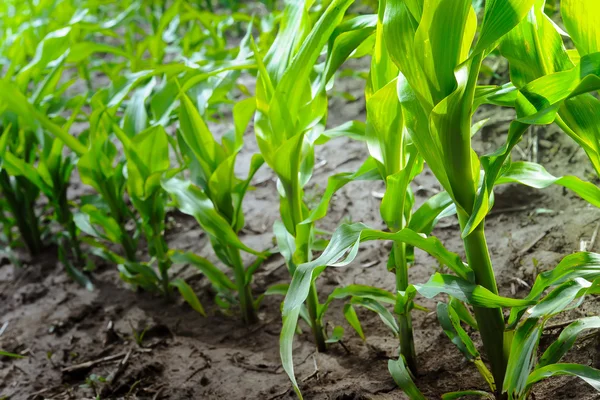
left=0, top=172, right=42, bottom=255
left=393, top=241, right=417, bottom=373
left=289, top=171, right=327, bottom=352
left=458, top=211, right=507, bottom=399
left=306, top=280, right=327, bottom=352
left=228, top=245, right=258, bottom=325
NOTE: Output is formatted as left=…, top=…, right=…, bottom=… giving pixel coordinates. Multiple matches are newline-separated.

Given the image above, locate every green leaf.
left=162, top=178, right=258, bottom=255
left=538, top=317, right=600, bottom=368
left=303, top=157, right=380, bottom=224
left=437, top=302, right=479, bottom=361
left=352, top=297, right=399, bottom=336
left=508, top=252, right=600, bottom=326
left=322, top=14, right=377, bottom=87
left=170, top=250, right=236, bottom=292
left=503, top=319, right=544, bottom=397
left=496, top=161, right=600, bottom=208
left=170, top=278, right=206, bottom=316
left=283, top=223, right=471, bottom=316
left=0, top=80, right=87, bottom=156
left=0, top=350, right=24, bottom=359
left=343, top=304, right=365, bottom=340
left=388, top=357, right=426, bottom=400
left=526, top=363, right=600, bottom=392
left=325, top=326, right=344, bottom=343
left=408, top=191, right=455, bottom=235
left=561, top=0, right=600, bottom=56
left=280, top=307, right=303, bottom=399
left=474, top=0, right=537, bottom=55
left=178, top=92, right=225, bottom=179
left=526, top=278, right=593, bottom=319
left=415, top=273, right=536, bottom=308
left=442, top=391, right=494, bottom=400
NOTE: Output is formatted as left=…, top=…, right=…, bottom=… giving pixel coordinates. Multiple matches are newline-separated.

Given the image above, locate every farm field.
left=1, top=1, right=600, bottom=399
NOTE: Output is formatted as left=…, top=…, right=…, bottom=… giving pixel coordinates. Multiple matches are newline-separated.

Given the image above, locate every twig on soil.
left=0, top=321, right=8, bottom=337
left=531, top=126, right=539, bottom=164
left=301, top=355, right=320, bottom=382
left=267, top=388, right=291, bottom=400
left=232, top=354, right=281, bottom=374
left=544, top=319, right=578, bottom=331
left=488, top=206, right=531, bottom=217
left=100, top=349, right=133, bottom=396
left=568, top=146, right=582, bottom=164
left=518, top=228, right=551, bottom=257
left=151, top=386, right=165, bottom=400
left=61, top=351, right=129, bottom=373
left=184, top=353, right=212, bottom=382
left=587, top=221, right=600, bottom=252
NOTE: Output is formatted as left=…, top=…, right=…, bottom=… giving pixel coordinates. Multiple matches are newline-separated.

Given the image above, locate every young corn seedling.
left=0, top=108, right=93, bottom=288
left=491, top=0, right=600, bottom=184
left=301, top=7, right=457, bottom=373
left=0, top=124, right=44, bottom=256
left=379, top=0, right=600, bottom=394
left=253, top=0, right=363, bottom=354
left=283, top=0, right=600, bottom=397
left=162, top=90, right=267, bottom=324
left=397, top=253, right=600, bottom=400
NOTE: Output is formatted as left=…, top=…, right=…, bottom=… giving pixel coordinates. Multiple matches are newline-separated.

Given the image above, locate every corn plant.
left=0, top=124, right=44, bottom=256
left=162, top=88, right=268, bottom=324
left=280, top=0, right=600, bottom=397
left=492, top=0, right=600, bottom=181
left=252, top=0, right=361, bottom=353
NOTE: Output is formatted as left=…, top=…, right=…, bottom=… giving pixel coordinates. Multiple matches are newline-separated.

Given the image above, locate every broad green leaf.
left=508, top=252, right=600, bottom=326
left=408, top=191, right=455, bottom=235
left=280, top=307, right=302, bottom=399
left=437, top=302, right=479, bottom=361
left=474, top=0, right=537, bottom=55
left=526, top=278, right=592, bottom=319
left=442, top=391, right=494, bottom=400
left=325, top=326, right=344, bottom=344
left=561, top=0, right=600, bottom=56
left=503, top=319, right=543, bottom=397
left=178, top=92, right=225, bottom=179
left=496, top=161, right=600, bottom=209
left=415, top=273, right=535, bottom=308
left=283, top=223, right=471, bottom=316
left=170, top=278, right=206, bottom=316
left=538, top=317, right=600, bottom=368
left=526, top=363, right=600, bottom=392
left=388, top=357, right=426, bottom=400
left=162, top=178, right=258, bottom=255
left=303, top=157, right=380, bottom=224
left=319, top=284, right=396, bottom=320
left=0, top=80, right=87, bottom=156
left=322, top=14, right=377, bottom=87
left=352, top=297, right=399, bottom=336
left=0, top=350, right=24, bottom=359
left=122, top=77, right=157, bottom=137
left=170, top=250, right=236, bottom=292
left=343, top=304, right=365, bottom=340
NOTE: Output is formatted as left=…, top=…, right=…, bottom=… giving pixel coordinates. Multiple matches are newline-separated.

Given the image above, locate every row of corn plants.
left=1, top=0, right=600, bottom=399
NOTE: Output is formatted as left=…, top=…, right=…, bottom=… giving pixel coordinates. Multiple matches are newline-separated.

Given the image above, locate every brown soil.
left=1, top=62, right=600, bottom=400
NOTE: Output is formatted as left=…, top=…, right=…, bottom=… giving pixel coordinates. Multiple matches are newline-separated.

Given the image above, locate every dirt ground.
left=1, top=60, right=600, bottom=400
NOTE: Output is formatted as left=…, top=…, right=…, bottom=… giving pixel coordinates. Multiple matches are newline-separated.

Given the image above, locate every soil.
left=1, top=58, right=600, bottom=400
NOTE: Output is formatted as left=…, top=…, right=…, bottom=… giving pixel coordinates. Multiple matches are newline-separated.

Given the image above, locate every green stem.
left=227, top=245, right=258, bottom=325
left=289, top=170, right=327, bottom=352
left=0, top=172, right=42, bottom=255
left=153, top=232, right=172, bottom=298
left=458, top=211, right=507, bottom=399
left=393, top=241, right=417, bottom=373
left=306, top=280, right=327, bottom=352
